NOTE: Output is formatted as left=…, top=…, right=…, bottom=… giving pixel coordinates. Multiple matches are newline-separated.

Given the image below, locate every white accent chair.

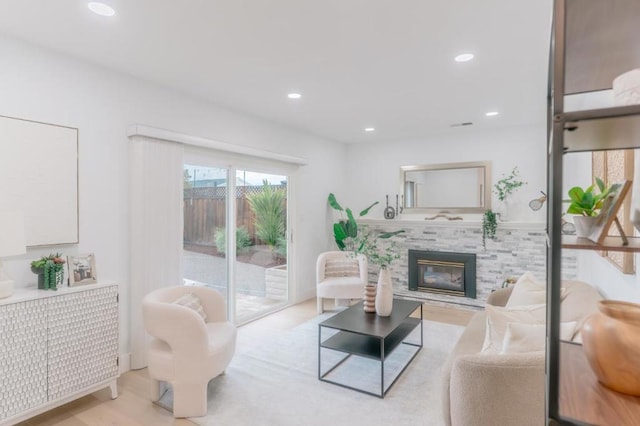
left=316, top=251, right=368, bottom=313
left=142, top=286, right=236, bottom=418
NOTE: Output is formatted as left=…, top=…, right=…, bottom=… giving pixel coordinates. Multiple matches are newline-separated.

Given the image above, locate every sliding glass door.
left=182, top=159, right=289, bottom=323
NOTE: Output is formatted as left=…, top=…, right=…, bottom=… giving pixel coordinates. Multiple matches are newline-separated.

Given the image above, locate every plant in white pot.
left=493, top=167, right=527, bottom=221
left=355, top=229, right=404, bottom=317
left=565, top=177, right=620, bottom=237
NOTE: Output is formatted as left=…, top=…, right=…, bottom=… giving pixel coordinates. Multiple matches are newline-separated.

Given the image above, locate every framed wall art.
left=0, top=115, right=79, bottom=246
left=67, top=253, right=97, bottom=286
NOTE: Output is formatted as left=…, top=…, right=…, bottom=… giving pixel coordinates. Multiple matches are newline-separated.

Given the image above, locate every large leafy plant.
left=328, top=193, right=378, bottom=251
left=565, top=177, right=620, bottom=217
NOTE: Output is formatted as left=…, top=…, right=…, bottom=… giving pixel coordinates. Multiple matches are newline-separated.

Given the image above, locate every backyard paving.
left=183, top=249, right=285, bottom=322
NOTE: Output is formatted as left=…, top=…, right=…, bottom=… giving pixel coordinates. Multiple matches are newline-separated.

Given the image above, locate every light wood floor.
left=19, top=299, right=474, bottom=426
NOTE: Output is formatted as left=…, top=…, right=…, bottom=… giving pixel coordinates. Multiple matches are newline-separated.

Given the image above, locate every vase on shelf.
left=573, top=215, right=596, bottom=238
left=581, top=300, right=640, bottom=396
left=363, top=283, right=376, bottom=313
left=375, top=268, right=393, bottom=317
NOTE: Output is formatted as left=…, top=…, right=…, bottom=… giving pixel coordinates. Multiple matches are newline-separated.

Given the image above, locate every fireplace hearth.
left=408, top=250, right=476, bottom=298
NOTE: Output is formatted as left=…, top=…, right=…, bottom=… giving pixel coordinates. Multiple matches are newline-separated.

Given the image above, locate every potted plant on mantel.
left=565, top=177, right=620, bottom=237
left=482, top=210, right=498, bottom=250
left=355, top=229, right=404, bottom=317
left=493, top=166, right=527, bottom=221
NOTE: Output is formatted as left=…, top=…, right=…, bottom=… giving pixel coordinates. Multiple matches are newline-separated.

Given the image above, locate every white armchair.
left=142, top=286, right=236, bottom=418
left=316, top=251, right=368, bottom=313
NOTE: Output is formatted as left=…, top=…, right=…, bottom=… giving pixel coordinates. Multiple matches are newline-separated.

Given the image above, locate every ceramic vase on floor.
left=375, top=268, right=393, bottom=317
left=581, top=300, right=640, bottom=396
left=363, top=284, right=376, bottom=313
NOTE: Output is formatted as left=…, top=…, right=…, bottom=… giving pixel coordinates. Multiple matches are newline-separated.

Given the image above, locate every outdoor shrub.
left=247, top=180, right=286, bottom=249
left=215, top=227, right=252, bottom=254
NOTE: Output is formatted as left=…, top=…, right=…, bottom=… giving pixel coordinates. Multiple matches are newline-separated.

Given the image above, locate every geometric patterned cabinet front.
left=47, top=286, right=119, bottom=401
left=0, top=299, right=48, bottom=420
left=0, top=283, right=119, bottom=425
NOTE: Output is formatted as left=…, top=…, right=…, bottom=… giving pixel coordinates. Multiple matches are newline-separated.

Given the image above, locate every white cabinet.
left=0, top=283, right=119, bottom=425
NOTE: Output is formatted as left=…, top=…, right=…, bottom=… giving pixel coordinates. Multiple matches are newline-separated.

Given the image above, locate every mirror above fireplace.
left=400, top=161, right=491, bottom=213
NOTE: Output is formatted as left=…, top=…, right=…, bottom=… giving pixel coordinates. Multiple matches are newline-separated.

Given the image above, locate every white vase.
left=573, top=215, right=597, bottom=238
left=375, top=268, right=394, bottom=317
left=498, top=199, right=511, bottom=222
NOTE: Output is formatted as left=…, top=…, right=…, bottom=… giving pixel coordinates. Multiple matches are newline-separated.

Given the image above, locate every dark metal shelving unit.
left=547, top=0, right=640, bottom=424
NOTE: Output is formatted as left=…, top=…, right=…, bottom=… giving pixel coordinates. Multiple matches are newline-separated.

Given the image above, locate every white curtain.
left=129, top=136, right=183, bottom=369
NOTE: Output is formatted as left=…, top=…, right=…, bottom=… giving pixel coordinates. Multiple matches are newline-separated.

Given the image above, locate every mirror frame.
left=400, top=161, right=492, bottom=213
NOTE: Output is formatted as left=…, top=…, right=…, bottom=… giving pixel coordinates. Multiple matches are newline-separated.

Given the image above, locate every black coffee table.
left=318, top=298, right=423, bottom=398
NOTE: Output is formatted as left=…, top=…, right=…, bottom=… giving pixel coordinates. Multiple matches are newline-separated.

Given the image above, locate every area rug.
left=158, top=313, right=464, bottom=426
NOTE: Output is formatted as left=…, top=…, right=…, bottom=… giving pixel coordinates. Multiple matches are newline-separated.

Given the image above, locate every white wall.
left=0, top=36, right=346, bottom=362
left=345, top=124, right=548, bottom=223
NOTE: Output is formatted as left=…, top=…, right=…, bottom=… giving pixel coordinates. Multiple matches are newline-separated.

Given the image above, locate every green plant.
left=482, top=210, right=497, bottom=249
left=564, top=177, right=620, bottom=217
left=328, top=193, right=378, bottom=251
left=494, top=167, right=527, bottom=201
left=215, top=227, right=252, bottom=254
left=354, top=230, right=405, bottom=269
left=247, top=180, right=286, bottom=249
left=30, top=253, right=66, bottom=290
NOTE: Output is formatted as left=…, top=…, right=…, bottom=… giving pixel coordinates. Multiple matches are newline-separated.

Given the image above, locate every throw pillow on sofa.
left=506, top=271, right=566, bottom=307
left=481, top=303, right=547, bottom=354
left=501, top=321, right=577, bottom=353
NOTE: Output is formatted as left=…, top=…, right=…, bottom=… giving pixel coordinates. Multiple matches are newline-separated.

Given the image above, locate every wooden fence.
left=183, top=185, right=286, bottom=246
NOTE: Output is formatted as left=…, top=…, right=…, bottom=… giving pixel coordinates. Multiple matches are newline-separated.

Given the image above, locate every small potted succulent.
left=31, top=253, right=66, bottom=290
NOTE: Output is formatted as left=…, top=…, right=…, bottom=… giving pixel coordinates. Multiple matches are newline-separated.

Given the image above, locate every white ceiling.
left=0, top=0, right=552, bottom=143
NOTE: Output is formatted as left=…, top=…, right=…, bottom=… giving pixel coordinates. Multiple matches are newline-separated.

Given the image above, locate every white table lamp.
left=0, top=211, right=27, bottom=299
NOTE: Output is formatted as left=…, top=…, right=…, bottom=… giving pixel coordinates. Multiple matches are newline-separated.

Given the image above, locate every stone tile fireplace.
left=361, top=219, right=577, bottom=308
left=408, top=249, right=476, bottom=298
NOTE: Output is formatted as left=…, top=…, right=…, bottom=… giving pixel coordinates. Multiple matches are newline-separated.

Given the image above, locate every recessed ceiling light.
left=88, top=2, right=115, bottom=17
left=364, top=127, right=375, bottom=132
left=454, top=53, right=474, bottom=62
left=287, top=93, right=302, bottom=99
left=485, top=111, right=500, bottom=117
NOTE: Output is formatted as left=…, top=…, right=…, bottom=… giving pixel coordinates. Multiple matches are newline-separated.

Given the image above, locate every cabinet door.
left=47, top=286, right=119, bottom=400
left=0, top=299, right=48, bottom=420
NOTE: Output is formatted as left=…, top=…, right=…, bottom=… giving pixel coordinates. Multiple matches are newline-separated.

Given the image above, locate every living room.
left=1, top=1, right=640, bottom=425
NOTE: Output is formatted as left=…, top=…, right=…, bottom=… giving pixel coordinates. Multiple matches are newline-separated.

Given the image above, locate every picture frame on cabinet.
left=67, top=253, right=97, bottom=286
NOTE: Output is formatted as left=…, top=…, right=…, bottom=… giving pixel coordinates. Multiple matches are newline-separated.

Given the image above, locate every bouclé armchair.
left=142, top=286, right=236, bottom=418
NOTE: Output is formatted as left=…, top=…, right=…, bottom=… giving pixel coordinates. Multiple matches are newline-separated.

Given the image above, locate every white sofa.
left=441, top=279, right=602, bottom=426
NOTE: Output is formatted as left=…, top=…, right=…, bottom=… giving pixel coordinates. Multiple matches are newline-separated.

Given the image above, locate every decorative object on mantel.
left=528, top=191, right=547, bottom=211
left=564, top=177, right=625, bottom=239
left=0, top=211, right=27, bottom=299
left=68, top=253, right=98, bottom=286
left=612, top=68, right=640, bottom=106
left=424, top=213, right=463, bottom=221
left=581, top=300, right=640, bottom=396
left=363, top=283, right=377, bottom=313
left=30, top=253, right=66, bottom=290
left=482, top=210, right=498, bottom=250
left=383, top=195, right=396, bottom=219
left=355, top=229, right=404, bottom=317
left=493, top=166, right=526, bottom=221
left=328, top=193, right=378, bottom=251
